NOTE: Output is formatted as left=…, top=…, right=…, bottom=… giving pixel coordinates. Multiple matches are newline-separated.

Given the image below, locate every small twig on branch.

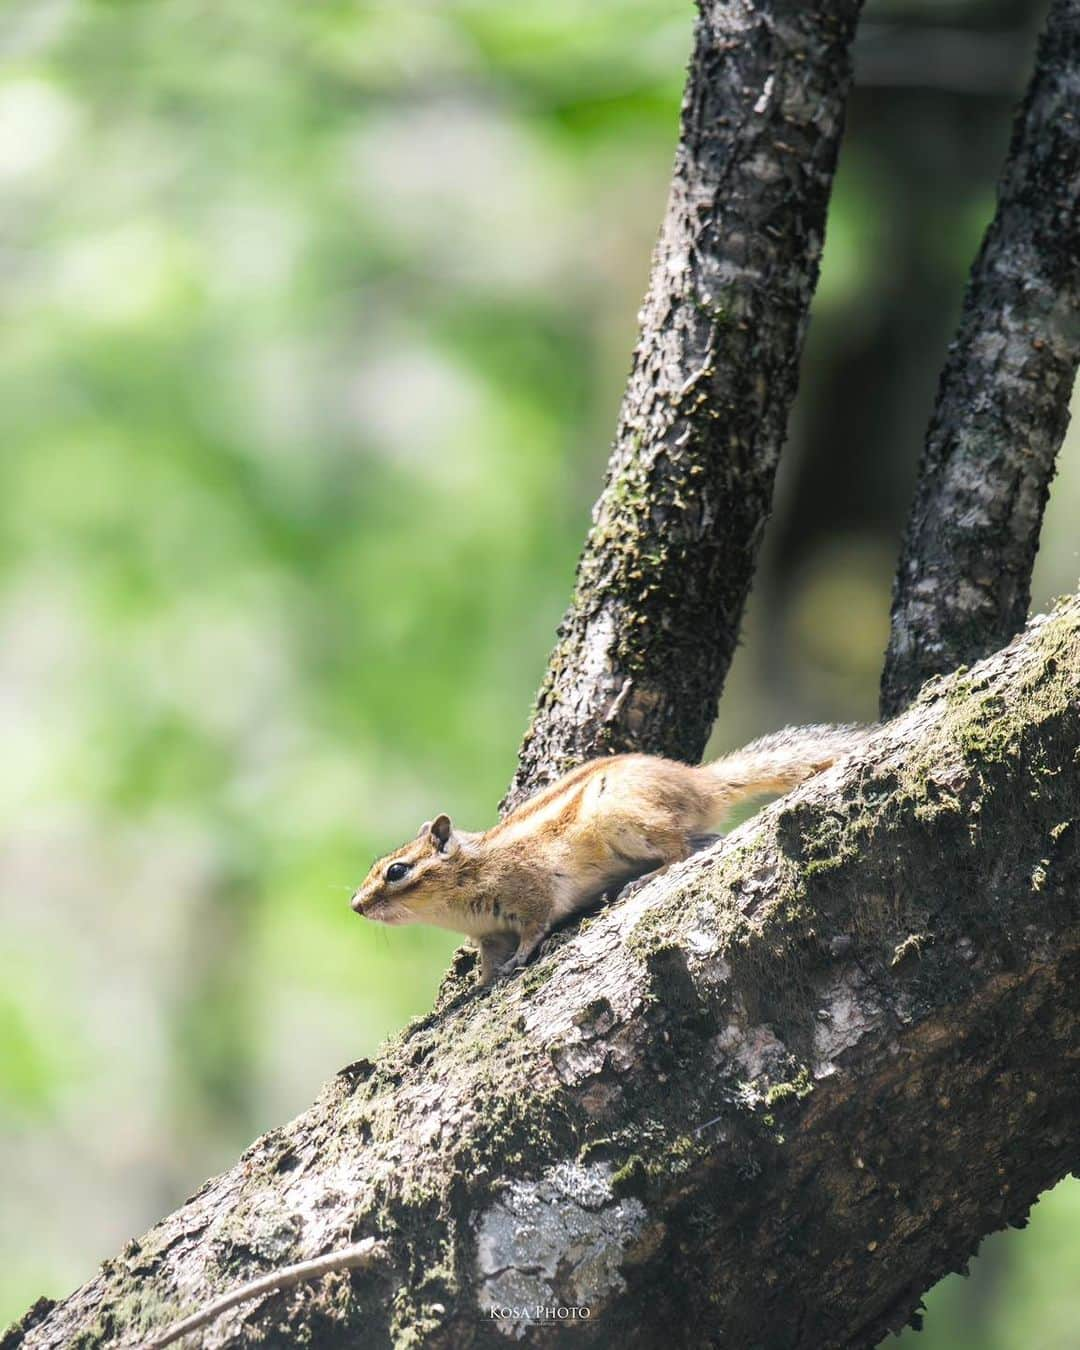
left=504, top=0, right=866, bottom=811
left=135, top=1239, right=384, bottom=1349
left=881, top=0, right=1080, bottom=717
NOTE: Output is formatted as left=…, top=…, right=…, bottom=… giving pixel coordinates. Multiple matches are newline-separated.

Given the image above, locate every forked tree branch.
left=505, top=0, right=865, bottom=810
left=881, top=0, right=1080, bottom=718
left=10, top=596, right=1080, bottom=1349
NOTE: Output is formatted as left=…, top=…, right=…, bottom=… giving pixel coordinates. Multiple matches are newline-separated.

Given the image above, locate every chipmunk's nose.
left=350, top=891, right=365, bottom=914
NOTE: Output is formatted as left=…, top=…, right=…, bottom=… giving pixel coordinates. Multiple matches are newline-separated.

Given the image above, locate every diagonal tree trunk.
left=880, top=0, right=1080, bottom=719
left=10, top=595, right=1080, bottom=1349
left=504, top=0, right=865, bottom=811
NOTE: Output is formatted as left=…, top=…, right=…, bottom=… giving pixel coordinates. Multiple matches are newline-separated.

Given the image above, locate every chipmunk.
left=351, top=724, right=867, bottom=984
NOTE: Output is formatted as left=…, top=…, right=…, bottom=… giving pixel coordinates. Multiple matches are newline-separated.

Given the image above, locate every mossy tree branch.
left=504, top=0, right=865, bottom=810
left=11, top=596, right=1080, bottom=1349
left=881, top=0, right=1080, bottom=718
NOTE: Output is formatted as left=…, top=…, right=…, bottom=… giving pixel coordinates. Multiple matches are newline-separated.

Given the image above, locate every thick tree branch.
left=881, top=0, right=1080, bottom=718
left=12, top=595, right=1080, bottom=1349
left=505, top=0, right=865, bottom=810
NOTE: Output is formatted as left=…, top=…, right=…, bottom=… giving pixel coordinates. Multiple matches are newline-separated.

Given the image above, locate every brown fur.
left=351, top=724, right=868, bottom=983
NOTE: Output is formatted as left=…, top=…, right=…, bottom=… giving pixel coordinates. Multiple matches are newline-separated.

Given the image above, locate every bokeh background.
left=1, top=0, right=1077, bottom=1342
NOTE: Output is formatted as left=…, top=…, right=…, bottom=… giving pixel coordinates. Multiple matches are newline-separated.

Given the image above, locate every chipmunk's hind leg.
left=606, top=810, right=721, bottom=903
left=688, top=832, right=723, bottom=854
left=605, top=822, right=705, bottom=903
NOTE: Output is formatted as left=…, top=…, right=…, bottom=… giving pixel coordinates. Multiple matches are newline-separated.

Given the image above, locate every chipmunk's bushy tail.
left=698, top=723, right=870, bottom=823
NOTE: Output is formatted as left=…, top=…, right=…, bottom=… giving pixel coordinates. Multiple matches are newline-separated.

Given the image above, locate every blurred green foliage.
left=0, top=0, right=1077, bottom=1340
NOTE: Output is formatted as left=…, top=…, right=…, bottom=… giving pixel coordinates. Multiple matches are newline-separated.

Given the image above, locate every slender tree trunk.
left=880, top=0, right=1080, bottom=718
left=505, top=0, right=865, bottom=810
left=10, top=597, right=1080, bottom=1349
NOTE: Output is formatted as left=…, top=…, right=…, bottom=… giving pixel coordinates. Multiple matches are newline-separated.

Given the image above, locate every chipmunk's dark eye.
left=385, top=861, right=411, bottom=883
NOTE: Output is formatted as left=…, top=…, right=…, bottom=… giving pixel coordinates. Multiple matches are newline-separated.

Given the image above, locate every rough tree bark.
left=10, top=596, right=1080, bottom=1349
left=880, top=0, right=1080, bottom=719
left=505, top=0, right=864, bottom=810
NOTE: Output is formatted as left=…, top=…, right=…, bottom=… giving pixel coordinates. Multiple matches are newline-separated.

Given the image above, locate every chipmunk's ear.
left=416, top=820, right=432, bottom=839
left=429, top=813, right=458, bottom=854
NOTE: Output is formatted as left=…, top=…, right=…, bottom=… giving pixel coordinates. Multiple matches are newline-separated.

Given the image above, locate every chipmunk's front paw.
left=497, top=930, right=549, bottom=978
